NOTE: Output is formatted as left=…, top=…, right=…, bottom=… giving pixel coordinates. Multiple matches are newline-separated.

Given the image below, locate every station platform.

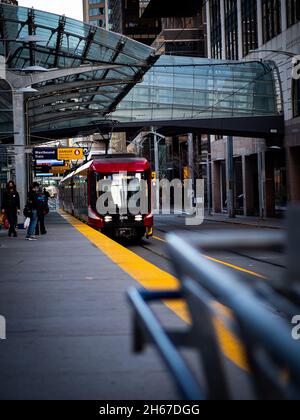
left=0, top=212, right=182, bottom=400
left=0, top=211, right=254, bottom=401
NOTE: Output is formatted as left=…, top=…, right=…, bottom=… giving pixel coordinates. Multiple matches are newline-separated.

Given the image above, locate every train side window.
left=90, top=173, right=97, bottom=211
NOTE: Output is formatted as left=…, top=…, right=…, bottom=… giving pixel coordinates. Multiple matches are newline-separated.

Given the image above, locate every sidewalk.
left=204, top=213, right=285, bottom=230
left=0, top=213, right=178, bottom=400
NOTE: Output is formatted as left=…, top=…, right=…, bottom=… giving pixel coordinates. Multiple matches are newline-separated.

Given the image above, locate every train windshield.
left=94, top=172, right=149, bottom=215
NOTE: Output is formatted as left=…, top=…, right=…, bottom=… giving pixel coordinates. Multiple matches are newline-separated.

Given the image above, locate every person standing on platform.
left=1, top=181, right=20, bottom=238
left=35, top=188, right=49, bottom=236
left=26, top=182, right=40, bottom=241
left=43, top=188, right=50, bottom=201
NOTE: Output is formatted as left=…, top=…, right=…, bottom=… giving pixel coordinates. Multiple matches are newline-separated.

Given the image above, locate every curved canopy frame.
left=0, top=3, right=156, bottom=139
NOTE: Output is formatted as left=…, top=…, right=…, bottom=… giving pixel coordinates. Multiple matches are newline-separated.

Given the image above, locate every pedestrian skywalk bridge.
left=0, top=3, right=284, bottom=141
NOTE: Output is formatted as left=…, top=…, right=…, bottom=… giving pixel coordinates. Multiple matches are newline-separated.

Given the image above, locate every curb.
left=204, top=217, right=285, bottom=230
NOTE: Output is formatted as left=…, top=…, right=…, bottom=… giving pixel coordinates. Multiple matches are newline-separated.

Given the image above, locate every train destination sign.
left=36, top=159, right=65, bottom=167
left=33, top=148, right=84, bottom=161
left=57, top=148, right=84, bottom=161
left=50, top=166, right=70, bottom=175
left=33, top=148, right=57, bottom=160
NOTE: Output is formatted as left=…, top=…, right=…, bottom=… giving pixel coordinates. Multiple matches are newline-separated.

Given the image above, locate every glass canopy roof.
left=0, top=3, right=156, bottom=139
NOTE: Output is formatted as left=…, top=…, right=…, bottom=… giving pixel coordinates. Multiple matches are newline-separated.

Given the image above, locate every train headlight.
left=104, top=215, right=113, bottom=223
left=135, top=215, right=143, bottom=222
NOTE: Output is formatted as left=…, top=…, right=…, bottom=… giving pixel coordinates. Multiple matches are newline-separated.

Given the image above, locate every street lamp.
left=20, top=66, right=49, bottom=73
left=17, top=87, right=39, bottom=94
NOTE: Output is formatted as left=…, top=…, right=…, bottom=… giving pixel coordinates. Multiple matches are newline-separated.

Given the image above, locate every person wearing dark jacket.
left=43, top=188, right=50, bottom=201
left=26, top=182, right=40, bottom=241
left=1, top=181, right=20, bottom=237
left=35, top=189, right=48, bottom=236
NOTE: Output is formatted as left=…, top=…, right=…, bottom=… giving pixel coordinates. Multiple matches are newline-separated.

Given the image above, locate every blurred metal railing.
left=128, top=206, right=300, bottom=400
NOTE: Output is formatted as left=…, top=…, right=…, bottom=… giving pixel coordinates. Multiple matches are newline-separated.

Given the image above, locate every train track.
left=154, top=227, right=287, bottom=271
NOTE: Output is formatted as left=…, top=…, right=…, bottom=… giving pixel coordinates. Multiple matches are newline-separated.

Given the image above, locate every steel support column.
left=226, top=136, right=235, bottom=218
left=188, top=133, right=194, bottom=189
left=207, top=135, right=212, bottom=215
left=258, top=148, right=267, bottom=220
left=13, top=91, right=27, bottom=217
left=153, top=128, right=160, bottom=212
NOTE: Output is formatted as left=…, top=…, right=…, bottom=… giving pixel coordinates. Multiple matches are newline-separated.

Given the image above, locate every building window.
left=89, top=19, right=104, bottom=27
left=262, top=0, right=281, bottom=43
left=241, top=0, right=258, bottom=56
left=293, top=78, right=300, bottom=118
left=224, top=0, right=239, bottom=60
left=210, top=0, right=222, bottom=59
left=286, top=0, right=300, bottom=28
left=89, top=8, right=103, bottom=17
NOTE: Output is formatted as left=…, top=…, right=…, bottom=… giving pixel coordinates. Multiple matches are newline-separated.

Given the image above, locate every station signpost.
left=32, top=147, right=83, bottom=177
left=57, top=148, right=84, bottom=161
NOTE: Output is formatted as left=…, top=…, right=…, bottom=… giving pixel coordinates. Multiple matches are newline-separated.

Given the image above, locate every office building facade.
left=123, top=1, right=207, bottom=181
left=108, top=0, right=160, bottom=45
left=205, top=0, right=300, bottom=217
left=0, top=1, right=18, bottom=4
left=82, top=0, right=109, bottom=29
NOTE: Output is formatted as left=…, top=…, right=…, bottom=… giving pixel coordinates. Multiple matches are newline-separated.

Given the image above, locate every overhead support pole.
left=13, top=91, right=27, bottom=217
left=207, top=135, right=212, bottom=216
left=258, top=144, right=266, bottom=220
left=226, top=136, right=235, bottom=218
left=153, top=126, right=160, bottom=213
left=188, top=133, right=194, bottom=190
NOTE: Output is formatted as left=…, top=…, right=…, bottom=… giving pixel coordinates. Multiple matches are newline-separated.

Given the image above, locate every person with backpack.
left=26, top=182, right=40, bottom=241
left=43, top=188, right=50, bottom=201
left=1, top=181, right=20, bottom=237
left=35, top=188, right=49, bottom=236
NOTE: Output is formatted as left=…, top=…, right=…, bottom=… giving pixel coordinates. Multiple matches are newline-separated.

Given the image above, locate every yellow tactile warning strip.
left=60, top=211, right=249, bottom=372
left=204, top=256, right=267, bottom=280
left=153, top=236, right=267, bottom=280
